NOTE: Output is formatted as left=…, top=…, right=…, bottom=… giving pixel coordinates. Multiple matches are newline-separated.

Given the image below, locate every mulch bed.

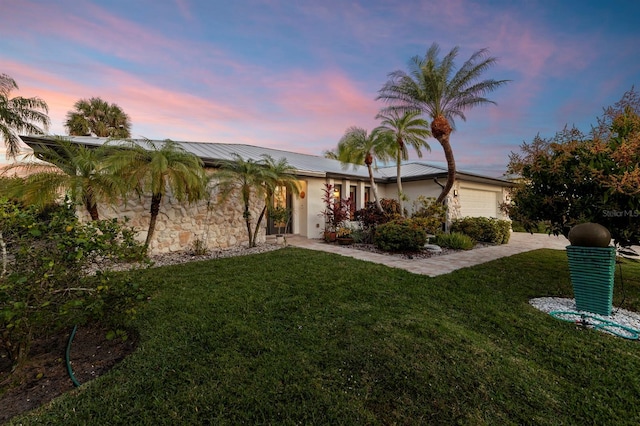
left=0, top=324, right=137, bottom=424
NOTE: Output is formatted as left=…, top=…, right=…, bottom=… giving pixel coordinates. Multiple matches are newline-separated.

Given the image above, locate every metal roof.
left=377, top=162, right=448, bottom=179
left=19, top=135, right=511, bottom=185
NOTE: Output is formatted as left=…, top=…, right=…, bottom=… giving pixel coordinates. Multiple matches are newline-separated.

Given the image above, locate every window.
left=349, top=185, right=357, bottom=219
left=333, top=184, right=342, bottom=203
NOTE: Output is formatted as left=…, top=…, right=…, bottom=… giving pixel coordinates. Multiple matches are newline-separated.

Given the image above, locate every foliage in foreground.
left=506, top=88, right=640, bottom=247
left=9, top=248, right=640, bottom=425
left=0, top=200, right=147, bottom=365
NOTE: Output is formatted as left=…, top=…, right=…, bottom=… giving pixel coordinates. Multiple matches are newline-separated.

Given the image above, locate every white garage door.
left=458, top=188, right=499, bottom=218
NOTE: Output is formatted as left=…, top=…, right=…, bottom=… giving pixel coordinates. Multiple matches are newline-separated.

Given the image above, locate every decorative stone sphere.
left=568, top=223, right=611, bottom=247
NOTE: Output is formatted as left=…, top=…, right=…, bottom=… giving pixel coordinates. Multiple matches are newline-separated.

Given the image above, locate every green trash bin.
left=566, top=246, right=616, bottom=316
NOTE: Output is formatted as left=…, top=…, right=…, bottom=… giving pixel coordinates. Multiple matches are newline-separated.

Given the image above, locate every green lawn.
left=11, top=248, right=640, bottom=425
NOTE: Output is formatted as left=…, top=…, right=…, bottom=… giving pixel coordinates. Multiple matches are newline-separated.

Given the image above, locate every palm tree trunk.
left=84, top=188, right=100, bottom=220
left=435, top=133, right=456, bottom=204
left=243, top=204, right=255, bottom=248
left=85, top=200, right=99, bottom=221
left=245, top=216, right=254, bottom=247
left=396, top=151, right=404, bottom=217
left=145, top=193, right=162, bottom=249
left=241, top=187, right=256, bottom=247
left=431, top=115, right=455, bottom=204
left=252, top=205, right=267, bottom=247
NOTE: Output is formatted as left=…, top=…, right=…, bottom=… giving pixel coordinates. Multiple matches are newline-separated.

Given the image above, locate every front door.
left=267, top=186, right=293, bottom=235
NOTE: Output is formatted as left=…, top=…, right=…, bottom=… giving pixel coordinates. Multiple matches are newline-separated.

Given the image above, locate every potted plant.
left=270, top=205, right=289, bottom=245
left=566, top=222, right=615, bottom=316
left=320, top=183, right=352, bottom=242
left=336, top=226, right=354, bottom=245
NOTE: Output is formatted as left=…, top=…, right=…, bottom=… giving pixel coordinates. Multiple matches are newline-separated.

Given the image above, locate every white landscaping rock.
left=530, top=297, right=640, bottom=339
left=423, top=244, right=442, bottom=253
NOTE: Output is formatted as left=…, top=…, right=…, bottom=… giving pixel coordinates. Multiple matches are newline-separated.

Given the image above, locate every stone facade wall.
left=445, top=181, right=462, bottom=226
left=80, top=184, right=266, bottom=254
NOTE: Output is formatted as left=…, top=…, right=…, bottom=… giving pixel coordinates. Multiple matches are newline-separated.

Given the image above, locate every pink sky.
left=1, top=0, right=638, bottom=176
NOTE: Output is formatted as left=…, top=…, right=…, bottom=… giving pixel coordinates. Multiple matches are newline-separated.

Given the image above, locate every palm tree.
left=65, top=97, right=131, bottom=138
left=336, top=126, right=394, bottom=212
left=108, top=139, right=206, bottom=249
left=251, top=155, right=300, bottom=245
left=217, top=154, right=300, bottom=247
left=215, top=154, right=270, bottom=248
left=323, top=149, right=339, bottom=160
left=376, top=110, right=431, bottom=216
left=0, top=74, right=50, bottom=159
left=3, top=137, right=123, bottom=220
left=377, top=43, right=509, bottom=203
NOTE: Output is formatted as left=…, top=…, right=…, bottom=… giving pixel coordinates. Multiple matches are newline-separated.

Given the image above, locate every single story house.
left=20, top=135, right=513, bottom=253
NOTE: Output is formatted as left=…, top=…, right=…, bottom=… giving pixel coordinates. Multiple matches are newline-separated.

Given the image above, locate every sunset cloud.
left=1, top=0, right=637, bottom=175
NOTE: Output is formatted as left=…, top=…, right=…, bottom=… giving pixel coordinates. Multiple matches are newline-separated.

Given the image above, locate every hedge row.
left=450, top=217, right=511, bottom=244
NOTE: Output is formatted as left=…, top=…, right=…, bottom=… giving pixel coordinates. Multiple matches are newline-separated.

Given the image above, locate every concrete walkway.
left=286, top=232, right=570, bottom=277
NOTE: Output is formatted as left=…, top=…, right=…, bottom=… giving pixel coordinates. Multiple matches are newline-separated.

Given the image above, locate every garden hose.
left=550, top=311, right=640, bottom=340
left=66, top=325, right=82, bottom=387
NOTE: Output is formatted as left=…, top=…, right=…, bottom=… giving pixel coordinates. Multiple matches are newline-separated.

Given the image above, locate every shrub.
left=510, top=220, right=547, bottom=234
left=451, top=217, right=511, bottom=244
left=380, top=198, right=402, bottom=216
left=411, top=196, right=447, bottom=234
left=433, top=232, right=475, bottom=250
left=320, top=183, right=352, bottom=232
left=349, top=227, right=367, bottom=243
left=408, top=216, right=442, bottom=236
left=354, top=198, right=403, bottom=243
left=0, top=199, right=148, bottom=366
left=374, top=219, right=427, bottom=252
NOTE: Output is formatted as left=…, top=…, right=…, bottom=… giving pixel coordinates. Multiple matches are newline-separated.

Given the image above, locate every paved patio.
left=286, top=232, right=570, bottom=277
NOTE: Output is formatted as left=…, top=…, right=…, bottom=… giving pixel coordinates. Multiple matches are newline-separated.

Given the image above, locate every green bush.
left=451, top=217, right=511, bottom=244
left=409, top=216, right=442, bottom=236
left=0, top=199, right=148, bottom=366
left=411, top=196, right=447, bottom=234
left=374, top=219, right=427, bottom=252
left=433, top=232, right=476, bottom=250
left=349, top=227, right=367, bottom=244
left=354, top=198, right=402, bottom=243
left=510, top=220, right=547, bottom=234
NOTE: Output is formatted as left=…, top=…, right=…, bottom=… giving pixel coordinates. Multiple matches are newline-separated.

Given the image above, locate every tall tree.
left=108, top=139, right=206, bottom=249
left=65, top=97, right=131, bottom=138
left=376, top=110, right=431, bottom=216
left=0, top=74, right=50, bottom=159
left=3, top=138, right=123, bottom=220
left=377, top=43, right=509, bottom=203
left=336, top=126, right=393, bottom=212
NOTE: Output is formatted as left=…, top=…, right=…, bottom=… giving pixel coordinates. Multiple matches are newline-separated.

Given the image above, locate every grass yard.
left=9, top=248, right=640, bottom=425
